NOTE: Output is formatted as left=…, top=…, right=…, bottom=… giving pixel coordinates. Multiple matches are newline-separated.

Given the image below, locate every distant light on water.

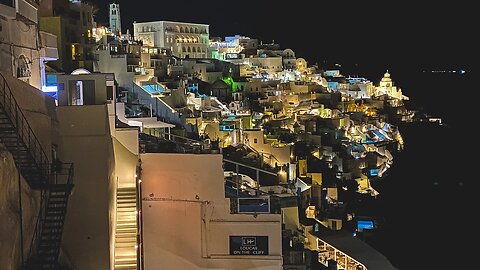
left=424, top=69, right=468, bottom=75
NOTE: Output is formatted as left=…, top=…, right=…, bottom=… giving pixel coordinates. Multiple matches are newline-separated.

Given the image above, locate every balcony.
left=16, top=0, right=38, bottom=24
left=40, top=31, right=58, bottom=60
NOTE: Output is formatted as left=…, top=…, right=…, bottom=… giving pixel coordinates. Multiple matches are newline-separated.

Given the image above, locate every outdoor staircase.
left=114, top=187, right=138, bottom=270
left=1, top=73, right=74, bottom=269
left=0, top=93, right=49, bottom=187
left=34, top=184, right=73, bottom=269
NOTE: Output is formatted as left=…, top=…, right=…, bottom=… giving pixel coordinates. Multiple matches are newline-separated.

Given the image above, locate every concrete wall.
left=282, top=207, right=300, bottom=231
left=0, top=146, right=40, bottom=270
left=56, top=105, right=115, bottom=269
left=114, top=128, right=140, bottom=157
left=57, top=73, right=109, bottom=106
left=0, top=72, right=56, bottom=269
left=244, top=130, right=292, bottom=166
left=97, top=50, right=134, bottom=90
left=140, top=154, right=282, bottom=270
left=0, top=13, right=42, bottom=89
left=248, top=57, right=283, bottom=72
left=2, top=72, right=57, bottom=160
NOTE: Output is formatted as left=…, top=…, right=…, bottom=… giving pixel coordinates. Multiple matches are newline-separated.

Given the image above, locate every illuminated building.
left=109, top=3, right=122, bottom=34
left=374, top=71, right=409, bottom=100
left=39, top=0, right=97, bottom=73
left=133, top=21, right=209, bottom=59
left=1, top=3, right=414, bottom=268
left=140, top=154, right=283, bottom=269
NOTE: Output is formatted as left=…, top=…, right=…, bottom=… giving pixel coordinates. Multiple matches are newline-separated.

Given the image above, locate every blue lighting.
left=357, top=220, right=374, bottom=230
left=370, top=169, right=379, bottom=176
left=328, top=82, right=339, bottom=90
left=42, top=86, right=58, bottom=93
left=143, top=84, right=166, bottom=95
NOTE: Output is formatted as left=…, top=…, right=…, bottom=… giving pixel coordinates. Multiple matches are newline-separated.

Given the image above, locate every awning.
left=127, top=117, right=175, bottom=129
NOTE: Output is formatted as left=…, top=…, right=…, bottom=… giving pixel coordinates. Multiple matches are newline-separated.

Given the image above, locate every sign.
left=229, top=236, right=268, bottom=256
left=226, top=53, right=239, bottom=59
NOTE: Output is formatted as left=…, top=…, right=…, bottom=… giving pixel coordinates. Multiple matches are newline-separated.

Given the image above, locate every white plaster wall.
left=0, top=15, right=42, bottom=89
left=97, top=50, right=134, bottom=90
left=244, top=130, right=291, bottom=165
left=56, top=105, right=115, bottom=269
left=140, top=153, right=282, bottom=270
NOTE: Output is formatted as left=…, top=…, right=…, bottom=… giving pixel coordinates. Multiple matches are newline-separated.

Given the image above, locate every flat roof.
left=129, top=117, right=175, bottom=129
left=133, top=20, right=209, bottom=27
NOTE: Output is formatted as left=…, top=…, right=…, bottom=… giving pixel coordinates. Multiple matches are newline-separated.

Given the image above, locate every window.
left=254, top=138, right=258, bottom=144
left=0, top=0, right=14, bottom=8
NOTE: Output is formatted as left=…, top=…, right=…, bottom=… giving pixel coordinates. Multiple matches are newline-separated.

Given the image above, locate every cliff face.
left=0, top=145, right=40, bottom=270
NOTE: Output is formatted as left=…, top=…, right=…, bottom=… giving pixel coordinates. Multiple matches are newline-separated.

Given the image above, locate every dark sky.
left=88, top=0, right=475, bottom=75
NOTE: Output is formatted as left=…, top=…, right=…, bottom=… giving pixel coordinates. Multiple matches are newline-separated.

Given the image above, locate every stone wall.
left=0, top=145, right=41, bottom=270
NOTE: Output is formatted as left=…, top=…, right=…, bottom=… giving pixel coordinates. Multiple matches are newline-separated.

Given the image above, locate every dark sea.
left=352, top=70, right=476, bottom=269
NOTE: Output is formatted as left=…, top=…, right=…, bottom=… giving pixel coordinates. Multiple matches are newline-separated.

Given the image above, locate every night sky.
left=88, top=0, right=475, bottom=74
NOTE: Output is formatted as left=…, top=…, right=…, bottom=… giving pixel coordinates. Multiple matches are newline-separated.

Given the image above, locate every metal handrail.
left=0, top=74, right=74, bottom=268
left=0, top=73, right=50, bottom=182
left=27, top=162, right=74, bottom=267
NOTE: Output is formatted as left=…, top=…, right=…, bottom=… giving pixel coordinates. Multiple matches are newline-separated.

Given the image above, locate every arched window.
left=187, top=47, right=191, bottom=52
left=185, top=27, right=189, bottom=33
left=182, top=46, right=186, bottom=52
left=176, top=25, right=180, bottom=32
left=190, top=27, right=194, bottom=33
left=197, top=47, right=201, bottom=53
left=194, top=28, right=198, bottom=34
left=17, top=55, right=31, bottom=78
left=192, top=47, right=196, bottom=53
left=180, top=26, right=184, bottom=33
